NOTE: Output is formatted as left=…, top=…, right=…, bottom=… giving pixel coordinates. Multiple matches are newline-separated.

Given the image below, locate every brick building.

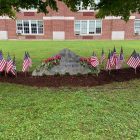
left=0, top=0, right=140, bottom=40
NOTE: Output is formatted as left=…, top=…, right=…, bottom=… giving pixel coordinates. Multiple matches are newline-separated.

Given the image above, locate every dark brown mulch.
left=0, top=68, right=140, bottom=88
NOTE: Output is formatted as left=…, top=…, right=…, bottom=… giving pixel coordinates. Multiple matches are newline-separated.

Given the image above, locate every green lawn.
left=0, top=80, right=140, bottom=139
left=0, top=40, right=140, bottom=70
left=0, top=40, right=140, bottom=139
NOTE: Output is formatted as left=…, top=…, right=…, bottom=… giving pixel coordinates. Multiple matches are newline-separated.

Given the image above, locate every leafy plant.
left=79, top=57, right=100, bottom=76
left=76, top=73, right=82, bottom=76
left=43, top=55, right=61, bottom=70
left=54, top=72, right=60, bottom=76
left=65, top=72, right=70, bottom=76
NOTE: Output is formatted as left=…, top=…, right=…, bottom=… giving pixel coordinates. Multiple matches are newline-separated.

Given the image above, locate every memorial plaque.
left=32, top=49, right=91, bottom=76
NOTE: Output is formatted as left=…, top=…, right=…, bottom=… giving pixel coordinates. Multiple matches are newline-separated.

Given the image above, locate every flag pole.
left=28, top=67, right=29, bottom=77
left=104, top=61, right=106, bottom=70
left=25, top=71, right=27, bottom=77
left=15, top=71, right=17, bottom=78
left=135, top=68, right=137, bottom=74
left=109, top=70, right=111, bottom=75
left=5, top=70, right=7, bottom=77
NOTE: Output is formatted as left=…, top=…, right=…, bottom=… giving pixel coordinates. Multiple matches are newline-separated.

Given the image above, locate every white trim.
left=105, top=16, right=136, bottom=20
left=79, top=34, right=102, bottom=36
left=78, top=10, right=94, bottom=12
left=105, top=16, right=122, bottom=20
left=43, top=16, right=75, bottom=20
left=0, top=31, right=8, bottom=40
left=19, top=8, right=37, bottom=12
left=0, top=16, right=11, bottom=19
left=17, top=33, right=44, bottom=36
left=53, top=31, right=65, bottom=40
left=129, top=16, right=136, bottom=19
left=112, top=31, right=125, bottom=40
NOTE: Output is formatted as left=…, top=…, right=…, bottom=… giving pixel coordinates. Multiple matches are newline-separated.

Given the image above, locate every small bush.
left=65, top=72, right=70, bottom=76
left=54, top=72, right=60, bottom=76
left=76, top=73, right=82, bottom=76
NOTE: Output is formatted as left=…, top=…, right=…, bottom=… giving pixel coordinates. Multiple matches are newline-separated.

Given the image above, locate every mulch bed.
left=0, top=68, right=140, bottom=88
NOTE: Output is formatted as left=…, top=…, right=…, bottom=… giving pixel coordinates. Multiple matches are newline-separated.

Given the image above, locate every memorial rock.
left=32, top=49, right=91, bottom=76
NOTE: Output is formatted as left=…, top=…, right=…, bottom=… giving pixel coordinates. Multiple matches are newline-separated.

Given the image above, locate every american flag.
left=6, top=53, right=13, bottom=74
left=110, top=51, right=115, bottom=66
left=127, top=50, right=139, bottom=69
left=11, top=56, right=16, bottom=75
left=116, top=47, right=125, bottom=69
left=106, top=51, right=112, bottom=70
left=100, top=48, right=105, bottom=64
left=22, top=52, right=31, bottom=72
left=90, top=52, right=99, bottom=67
left=111, top=47, right=118, bottom=66
left=138, top=53, right=140, bottom=67
left=0, top=51, right=6, bottom=72
left=26, top=52, right=32, bottom=67
left=135, top=53, right=140, bottom=68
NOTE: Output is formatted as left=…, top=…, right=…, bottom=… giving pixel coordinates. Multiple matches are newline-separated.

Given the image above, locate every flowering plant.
left=43, top=55, right=62, bottom=70
left=79, top=57, right=100, bottom=75
left=79, top=57, right=91, bottom=67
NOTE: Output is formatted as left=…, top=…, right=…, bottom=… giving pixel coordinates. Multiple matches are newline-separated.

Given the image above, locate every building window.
left=76, top=0, right=100, bottom=11
left=16, top=20, right=43, bottom=35
left=31, top=21, right=37, bottom=34
left=134, top=20, right=140, bottom=34
left=23, top=20, right=30, bottom=34
left=81, top=21, right=88, bottom=34
left=74, top=20, right=102, bottom=35
left=89, top=21, right=95, bottom=34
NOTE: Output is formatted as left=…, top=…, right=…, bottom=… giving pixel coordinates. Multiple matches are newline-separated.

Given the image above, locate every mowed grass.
left=0, top=80, right=140, bottom=139
left=0, top=40, right=140, bottom=139
left=0, top=40, right=140, bottom=70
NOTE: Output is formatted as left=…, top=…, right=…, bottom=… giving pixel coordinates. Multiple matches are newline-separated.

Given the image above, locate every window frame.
left=74, top=20, right=102, bottom=36
left=134, top=19, right=140, bottom=34
left=16, top=20, right=44, bottom=35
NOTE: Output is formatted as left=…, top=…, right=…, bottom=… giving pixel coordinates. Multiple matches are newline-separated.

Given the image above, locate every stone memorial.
left=32, top=48, right=92, bottom=76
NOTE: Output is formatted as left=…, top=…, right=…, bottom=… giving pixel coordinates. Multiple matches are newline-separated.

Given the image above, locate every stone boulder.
left=32, top=48, right=91, bottom=76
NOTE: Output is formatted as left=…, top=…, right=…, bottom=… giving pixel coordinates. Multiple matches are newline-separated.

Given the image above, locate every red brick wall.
left=7, top=20, right=17, bottom=39
left=0, top=20, right=7, bottom=31
left=0, top=0, right=140, bottom=40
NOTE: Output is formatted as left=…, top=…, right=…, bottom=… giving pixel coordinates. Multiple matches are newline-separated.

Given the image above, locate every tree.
left=95, top=0, right=140, bottom=21
left=0, top=0, right=140, bottom=21
left=0, top=0, right=57, bottom=18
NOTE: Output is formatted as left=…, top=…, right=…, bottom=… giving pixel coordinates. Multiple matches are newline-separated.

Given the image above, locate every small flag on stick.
left=110, top=50, right=115, bottom=66
left=116, top=47, right=125, bottom=69
left=26, top=52, right=32, bottom=67
left=22, top=52, right=31, bottom=73
left=112, top=47, right=118, bottom=66
left=90, top=52, right=99, bottom=67
left=138, top=53, right=140, bottom=67
left=106, top=51, right=112, bottom=73
left=100, top=49, right=105, bottom=64
left=11, top=56, right=17, bottom=76
left=6, top=53, right=13, bottom=74
left=6, top=53, right=17, bottom=76
left=127, top=50, right=140, bottom=74
left=0, top=50, right=6, bottom=72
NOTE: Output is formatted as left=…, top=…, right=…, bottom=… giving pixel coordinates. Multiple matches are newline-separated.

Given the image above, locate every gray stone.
left=32, top=48, right=92, bottom=76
